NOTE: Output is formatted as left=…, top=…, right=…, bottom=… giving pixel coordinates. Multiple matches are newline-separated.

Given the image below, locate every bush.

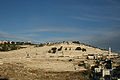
left=58, top=56, right=64, bottom=57
left=0, top=46, right=9, bottom=51
left=65, top=48, right=67, bottom=50
left=69, top=59, right=73, bottom=61
left=0, top=44, right=25, bottom=51
left=11, top=47, right=18, bottom=50
left=48, top=50, right=51, bottom=53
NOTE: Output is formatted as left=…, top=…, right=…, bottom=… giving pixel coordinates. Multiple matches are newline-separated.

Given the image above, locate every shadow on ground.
left=0, top=78, right=8, bottom=80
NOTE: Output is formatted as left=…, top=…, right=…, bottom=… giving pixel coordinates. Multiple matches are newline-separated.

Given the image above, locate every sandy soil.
left=0, top=44, right=107, bottom=80
left=0, top=45, right=86, bottom=72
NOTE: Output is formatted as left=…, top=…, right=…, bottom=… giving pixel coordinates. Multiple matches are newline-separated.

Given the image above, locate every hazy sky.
left=0, top=0, right=120, bottom=53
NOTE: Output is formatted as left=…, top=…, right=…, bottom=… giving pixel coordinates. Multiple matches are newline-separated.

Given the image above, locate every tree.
left=1, top=46, right=9, bottom=51
left=72, top=41, right=80, bottom=44
left=52, top=47, right=57, bottom=53
left=58, top=46, right=62, bottom=51
left=11, top=41, right=15, bottom=44
left=82, top=48, right=86, bottom=52
left=75, top=47, right=81, bottom=50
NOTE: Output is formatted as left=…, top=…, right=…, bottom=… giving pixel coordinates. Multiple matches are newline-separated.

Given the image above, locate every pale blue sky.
left=0, top=0, right=120, bottom=53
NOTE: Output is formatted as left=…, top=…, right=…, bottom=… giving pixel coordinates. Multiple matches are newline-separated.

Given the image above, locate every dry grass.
left=0, top=63, right=89, bottom=80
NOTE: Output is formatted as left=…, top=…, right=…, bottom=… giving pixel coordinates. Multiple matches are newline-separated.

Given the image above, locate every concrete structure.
left=0, top=40, right=12, bottom=44
left=27, top=40, right=32, bottom=44
left=95, top=66, right=102, bottom=73
left=87, top=56, right=95, bottom=59
left=102, top=69, right=111, bottom=77
left=7, top=41, right=12, bottom=44
left=108, top=47, right=112, bottom=58
left=0, top=40, right=7, bottom=44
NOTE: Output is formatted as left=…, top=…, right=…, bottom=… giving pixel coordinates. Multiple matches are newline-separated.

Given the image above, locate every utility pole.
left=109, top=47, right=111, bottom=59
